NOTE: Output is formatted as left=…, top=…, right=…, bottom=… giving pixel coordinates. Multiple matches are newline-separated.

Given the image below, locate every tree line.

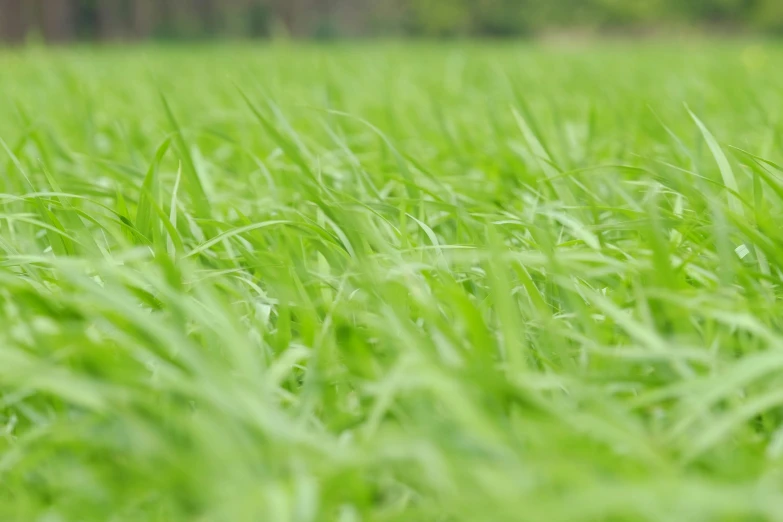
left=1, top=0, right=781, bottom=44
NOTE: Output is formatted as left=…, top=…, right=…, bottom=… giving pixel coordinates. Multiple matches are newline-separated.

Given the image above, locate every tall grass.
left=2, top=42, right=783, bottom=521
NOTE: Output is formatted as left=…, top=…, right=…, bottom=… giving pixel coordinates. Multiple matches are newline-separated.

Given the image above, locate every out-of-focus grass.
left=1, top=42, right=783, bottom=521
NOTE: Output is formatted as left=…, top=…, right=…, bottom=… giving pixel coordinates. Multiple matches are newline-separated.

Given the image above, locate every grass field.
left=2, top=42, right=783, bottom=521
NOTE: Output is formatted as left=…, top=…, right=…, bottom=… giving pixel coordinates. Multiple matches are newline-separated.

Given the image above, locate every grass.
left=1, top=41, right=783, bottom=521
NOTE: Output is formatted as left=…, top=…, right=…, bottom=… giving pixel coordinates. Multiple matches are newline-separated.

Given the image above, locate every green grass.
left=2, top=41, right=783, bottom=521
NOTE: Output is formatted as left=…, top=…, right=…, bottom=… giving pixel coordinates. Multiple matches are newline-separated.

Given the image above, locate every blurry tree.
left=331, top=0, right=366, bottom=37
left=131, top=0, right=154, bottom=38
left=270, top=0, right=314, bottom=37
left=753, top=0, right=783, bottom=33
left=0, top=0, right=782, bottom=43
left=97, top=0, right=124, bottom=39
left=678, top=0, right=756, bottom=22
left=40, top=0, right=75, bottom=42
left=0, top=0, right=27, bottom=43
left=407, top=0, right=472, bottom=36
left=590, top=0, right=670, bottom=26
left=194, top=0, right=217, bottom=36
left=471, top=0, right=531, bottom=36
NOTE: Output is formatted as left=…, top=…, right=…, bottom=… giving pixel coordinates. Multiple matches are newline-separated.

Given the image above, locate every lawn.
left=2, top=42, right=783, bottom=521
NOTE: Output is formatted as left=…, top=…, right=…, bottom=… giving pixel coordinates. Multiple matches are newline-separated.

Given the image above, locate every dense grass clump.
left=2, top=42, right=783, bottom=521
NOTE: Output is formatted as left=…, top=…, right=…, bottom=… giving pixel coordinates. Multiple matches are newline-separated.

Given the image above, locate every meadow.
left=1, top=41, right=783, bottom=521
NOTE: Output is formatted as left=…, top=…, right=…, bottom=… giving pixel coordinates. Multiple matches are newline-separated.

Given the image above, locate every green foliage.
left=753, top=0, right=783, bottom=33
left=5, top=0, right=783, bottom=42
left=2, top=42, right=783, bottom=521
left=407, top=0, right=473, bottom=36
left=401, top=0, right=782, bottom=35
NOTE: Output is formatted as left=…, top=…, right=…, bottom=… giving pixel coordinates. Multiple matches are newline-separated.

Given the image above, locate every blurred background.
left=0, top=0, right=782, bottom=43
